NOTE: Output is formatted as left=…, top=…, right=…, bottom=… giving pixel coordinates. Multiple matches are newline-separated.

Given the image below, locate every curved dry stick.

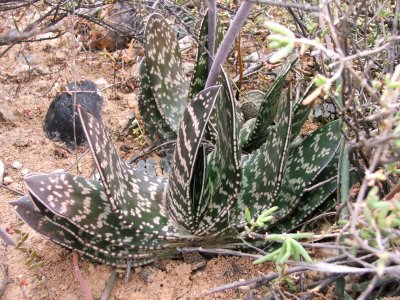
left=72, top=251, right=94, bottom=300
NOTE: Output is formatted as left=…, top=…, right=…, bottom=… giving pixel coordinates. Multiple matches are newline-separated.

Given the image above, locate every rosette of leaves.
left=12, top=14, right=343, bottom=267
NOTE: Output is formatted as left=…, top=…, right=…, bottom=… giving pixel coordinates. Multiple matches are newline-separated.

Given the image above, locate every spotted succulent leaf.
left=194, top=71, right=241, bottom=235
left=274, top=120, right=341, bottom=220
left=237, top=88, right=292, bottom=220
left=12, top=196, right=157, bottom=267
left=242, top=54, right=297, bottom=151
left=166, top=86, right=221, bottom=232
left=138, top=61, right=177, bottom=143
left=23, top=172, right=181, bottom=250
left=144, top=13, right=188, bottom=132
left=239, top=118, right=257, bottom=149
left=78, top=107, right=186, bottom=238
left=273, top=162, right=338, bottom=232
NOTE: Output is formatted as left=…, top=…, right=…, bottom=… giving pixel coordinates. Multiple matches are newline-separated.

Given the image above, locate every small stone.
left=94, top=77, right=109, bottom=88
left=0, top=108, right=16, bottom=123
left=245, top=52, right=260, bottom=62
left=12, top=161, right=23, bottom=170
left=140, top=266, right=156, bottom=283
left=128, top=99, right=136, bottom=109
left=21, top=168, right=29, bottom=175
left=182, top=62, right=195, bottom=75
left=13, top=138, right=30, bottom=147
left=179, top=35, right=194, bottom=52
left=119, top=119, right=128, bottom=129
left=4, top=176, right=13, bottom=185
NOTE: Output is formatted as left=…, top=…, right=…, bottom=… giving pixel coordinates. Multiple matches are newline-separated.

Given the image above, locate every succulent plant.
left=12, top=14, right=342, bottom=267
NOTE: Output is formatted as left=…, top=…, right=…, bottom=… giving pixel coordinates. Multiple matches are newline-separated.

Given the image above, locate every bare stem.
left=205, top=0, right=254, bottom=88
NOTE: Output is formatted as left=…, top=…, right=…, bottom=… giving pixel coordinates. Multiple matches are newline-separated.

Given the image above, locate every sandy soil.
left=0, top=18, right=281, bottom=299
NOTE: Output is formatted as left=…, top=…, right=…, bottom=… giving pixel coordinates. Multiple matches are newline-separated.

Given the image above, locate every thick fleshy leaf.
left=138, top=61, right=176, bottom=143
left=194, top=71, right=241, bottom=235
left=237, top=88, right=292, bottom=220
left=239, top=118, right=257, bottom=149
left=11, top=196, right=156, bottom=267
left=166, top=86, right=221, bottom=232
left=144, top=13, right=188, bottom=132
left=78, top=107, right=188, bottom=238
left=274, top=120, right=341, bottom=220
left=242, top=54, right=297, bottom=151
left=190, top=145, right=207, bottom=221
left=273, top=162, right=338, bottom=232
left=23, top=172, right=182, bottom=250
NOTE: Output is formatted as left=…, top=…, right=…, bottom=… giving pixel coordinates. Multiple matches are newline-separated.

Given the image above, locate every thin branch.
left=205, top=0, right=254, bottom=88
left=178, top=247, right=263, bottom=259
left=249, top=0, right=320, bottom=11
left=0, top=228, right=16, bottom=246
left=205, top=254, right=348, bottom=295
left=100, top=270, right=118, bottom=300
left=72, top=251, right=94, bottom=300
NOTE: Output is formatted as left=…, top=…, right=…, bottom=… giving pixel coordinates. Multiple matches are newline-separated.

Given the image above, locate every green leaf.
left=195, top=70, right=242, bottom=236
left=144, top=14, right=188, bottom=132
left=242, top=54, right=297, bottom=151
left=273, top=160, right=338, bottom=232
left=274, top=120, right=341, bottom=220
left=138, top=61, right=177, bottom=143
left=237, top=88, right=292, bottom=221
left=11, top=196, right=157, bottom=267
left=166, top=86, right=221, bottom=232
left=78, top=107, right=185, bottom=238
left=290, top=83, right=315, bottom=140
left=245, top=207, right=252, bottom=223
left=23, top=173, right=179, bottom=249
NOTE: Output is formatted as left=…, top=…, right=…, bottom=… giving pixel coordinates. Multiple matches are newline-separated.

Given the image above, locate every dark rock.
left=44, top=80, right=104, bottom=147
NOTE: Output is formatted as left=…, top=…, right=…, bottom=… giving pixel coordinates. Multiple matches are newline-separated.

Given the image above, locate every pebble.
left=128, top=99, right=136, bottom=109
left=12, top=161, right=23, bottom=169
left=182, top=62, right=195, bottom=75
left=119, top=119, right=128, bottom=129
left=4, top=176, right=13, bottom=185
left=178, top=35, right=194, bottom=52
left=21, top=168, right=29, bottom=175
left=94, top=77, right=109, bottom=89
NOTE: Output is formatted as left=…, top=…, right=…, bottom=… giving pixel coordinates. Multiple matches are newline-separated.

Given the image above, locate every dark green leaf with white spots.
left=78, top=107, right=187, bottom=238
left=144, top=13, right=188, bottom=132
left=138, top=60, right=176, bottom=143
left=12, top=196, right=157, bottom=267
left=24, top=172, right=181, bottom=250
left=274, top=120, right=341, bottom=220
left=242, top=54, right=297, bottom=151
left=194, top=72, right=241, bottom=236
left=166, top=86, right=220, bottom=232
left=273, top=161, right=338, bottom=232
left=237, top=88, right=292, bottom=221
